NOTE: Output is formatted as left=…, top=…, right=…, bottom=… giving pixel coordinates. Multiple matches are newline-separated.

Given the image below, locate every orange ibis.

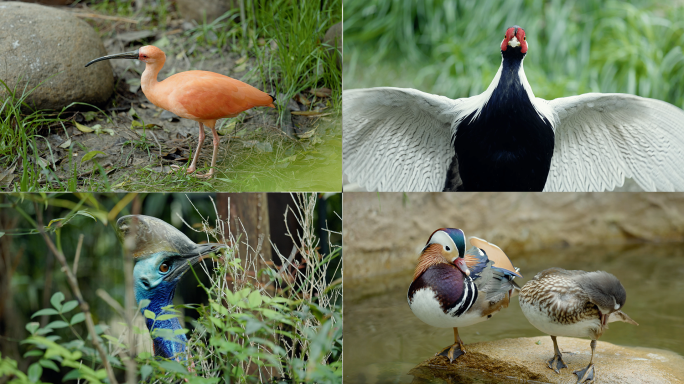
left=86, top=45, right=275, bottom=178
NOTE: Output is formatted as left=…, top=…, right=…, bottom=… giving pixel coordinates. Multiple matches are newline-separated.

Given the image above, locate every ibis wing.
left=343, top=87, right=464, bottom=192
left=542, top=93, right=684, bottom=192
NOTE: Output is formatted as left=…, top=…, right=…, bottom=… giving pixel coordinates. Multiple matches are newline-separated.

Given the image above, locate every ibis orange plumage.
left=86, top=45, right=275, bottom=178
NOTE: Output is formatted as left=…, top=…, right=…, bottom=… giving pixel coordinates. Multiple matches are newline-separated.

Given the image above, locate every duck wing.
left=464, top=239, right=520, bottom=301
left=541, top=93, right=684, bottom=192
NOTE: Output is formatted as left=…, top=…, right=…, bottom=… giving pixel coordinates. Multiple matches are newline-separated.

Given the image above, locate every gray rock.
left=0, top=2, right=114, bottom=110
left=176, top=0, right=238, bottom=24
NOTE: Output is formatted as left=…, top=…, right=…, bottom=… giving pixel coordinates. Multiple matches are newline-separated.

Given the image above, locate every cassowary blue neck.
left=138, top=280, right=187, bottom=359
left=132, top=251, right=189, bottom=360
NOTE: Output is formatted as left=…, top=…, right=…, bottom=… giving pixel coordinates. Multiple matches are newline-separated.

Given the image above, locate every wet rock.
left=0, top=2, right=114, bottom=110
left=176, top=0, right=238, bottom=24
left=409, top=337, right=684, bottom=384
left=323, top=21, right=342, bottom=68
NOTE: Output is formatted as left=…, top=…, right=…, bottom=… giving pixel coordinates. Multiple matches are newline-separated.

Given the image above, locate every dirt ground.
left=9, top=10, right=340, bottom=192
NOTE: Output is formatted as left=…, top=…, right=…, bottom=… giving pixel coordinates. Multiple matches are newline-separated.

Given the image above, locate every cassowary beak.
left=85, top=50, right=139, bottom=67
left=165, top=243, right=227, bottom=281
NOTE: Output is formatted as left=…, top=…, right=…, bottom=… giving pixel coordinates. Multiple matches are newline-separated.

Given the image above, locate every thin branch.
left=72, top=234, right=83, bottom=276
left=34, top=204, right=118, bottom=384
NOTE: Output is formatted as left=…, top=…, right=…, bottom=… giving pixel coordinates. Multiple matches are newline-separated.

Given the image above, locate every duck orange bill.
left=469, top=237, right=522, bottom=278
left=85, top=50, right=139, bottom=67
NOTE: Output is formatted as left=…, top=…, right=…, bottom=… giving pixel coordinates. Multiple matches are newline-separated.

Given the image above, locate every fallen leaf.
left=75, top=122, right=94, bottom=133
left=82, top=111, right=99, bottom=122
left=59, top=138, right=72, bottom=149
left=309, top=88, right=332, bottom=98
left=0, top=164, right=17, bottom=186
left=81, top=151, right=107, bottom=163
left=235, top=56, right=248, bottom=65
left=291, top=111, right=332, bottom=117
left=128, top=107, right=139, bottom=119
left=234, top=63, right=247, bottom=73
left=296, top=128, right=317, bottom=139
left=295, top=93, right=311, bottom=105
left=36, top=157, right=49, bottom=168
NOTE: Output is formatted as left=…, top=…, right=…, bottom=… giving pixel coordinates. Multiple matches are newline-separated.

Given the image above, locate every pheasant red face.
left=501, top=26, right=528, bottom=54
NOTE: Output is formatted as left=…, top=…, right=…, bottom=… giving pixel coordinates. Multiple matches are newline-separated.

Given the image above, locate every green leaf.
left=50, top=292, right=65, bottom=312
left=60, top=300, right=78, bottom=314
left=74, top=211, right=96, bottom=221
left=26, top=322, right=40, bottom=334
left=159, top=360, right=188, bottom=374
left=31, top=308, right=59, bottom=318
left=70, top=312, right=85, bottom=325
left=144, top=310, right=156, bottom=320
left=81, top=150, right=106, bottom=164
left=62, top=369, right=82, bottom=381
left=46, top=321, right=69, bottom=329
left=248, top=290, right=263, bottom=308
left=28, top=362, right=42, bottom=383
left=174, top=328, right=189, bottom=335
left=39, top=359, right=60, bottom=372
left=23, top=349, right=43, bottom=358
left=156, top=314, right=178, bottom=321
left=140, top=365, right=153, bottom=381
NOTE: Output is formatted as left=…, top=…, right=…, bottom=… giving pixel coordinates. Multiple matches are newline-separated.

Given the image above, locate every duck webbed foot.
left=436, top=327, right=466, bottom=362
left=573, top=363, right=595, bottom=383
left=547, top=336, right=568, bottom=373
left=573, top=339, right=597, bottom=383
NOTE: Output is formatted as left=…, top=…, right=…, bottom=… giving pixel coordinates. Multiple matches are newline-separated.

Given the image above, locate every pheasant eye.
left=159, top=262, right=170, bottom=273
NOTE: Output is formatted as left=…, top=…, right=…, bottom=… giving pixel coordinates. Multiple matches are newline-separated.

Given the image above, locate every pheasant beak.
left=508, top=36, right=521, bottom=48
left=453, top=257, right=470, bottom=277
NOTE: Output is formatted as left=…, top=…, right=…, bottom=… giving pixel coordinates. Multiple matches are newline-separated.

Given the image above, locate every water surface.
left=344, top=243, right=684, bottom=383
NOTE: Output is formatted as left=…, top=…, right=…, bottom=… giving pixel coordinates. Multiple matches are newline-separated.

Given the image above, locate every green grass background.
left=343, top=0, right=684, bottom=107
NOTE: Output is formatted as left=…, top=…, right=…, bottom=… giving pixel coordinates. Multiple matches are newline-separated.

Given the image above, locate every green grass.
left=344, top=0, right=684, bottom=107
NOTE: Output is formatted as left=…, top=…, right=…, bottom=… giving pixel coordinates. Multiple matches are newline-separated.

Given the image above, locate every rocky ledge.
left=409, top=337, right=683, bottom=384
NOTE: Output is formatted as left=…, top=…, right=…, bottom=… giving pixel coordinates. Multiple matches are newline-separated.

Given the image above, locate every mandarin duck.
left=519, top=268, right=638, bottom=383
left=407, top=228, right=521, bottom=362
left=115, top=214, right=226, bottom=359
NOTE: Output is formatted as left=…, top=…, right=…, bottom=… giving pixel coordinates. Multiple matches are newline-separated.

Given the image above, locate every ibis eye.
left=159, top=262, right=170, bottom=273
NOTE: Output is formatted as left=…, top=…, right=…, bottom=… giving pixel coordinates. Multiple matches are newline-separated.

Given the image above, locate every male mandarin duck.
left=519, top=268, right=638, bottom=383
left=115, top=214, right=227, bottom=359
left=407, top=228, right=521, bottom=362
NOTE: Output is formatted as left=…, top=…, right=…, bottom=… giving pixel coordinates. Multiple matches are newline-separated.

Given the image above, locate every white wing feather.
left=543, top=93, right=684, bottom=192
left=343, top=87, right=464, bottom=192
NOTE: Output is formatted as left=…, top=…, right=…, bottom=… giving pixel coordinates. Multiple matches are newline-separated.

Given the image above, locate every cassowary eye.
left=159, top=262, right=170, bottom=273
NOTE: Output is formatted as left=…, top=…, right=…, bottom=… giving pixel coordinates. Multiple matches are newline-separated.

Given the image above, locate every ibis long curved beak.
left=85, top=50, right=139, bottom=67
left=165, top=243, right=227, bottom=282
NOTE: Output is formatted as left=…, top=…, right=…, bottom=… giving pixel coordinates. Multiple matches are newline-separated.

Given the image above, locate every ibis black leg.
left=573, top=339, right=596, bottom=383
left=547, top=336, right=568, bottom=373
